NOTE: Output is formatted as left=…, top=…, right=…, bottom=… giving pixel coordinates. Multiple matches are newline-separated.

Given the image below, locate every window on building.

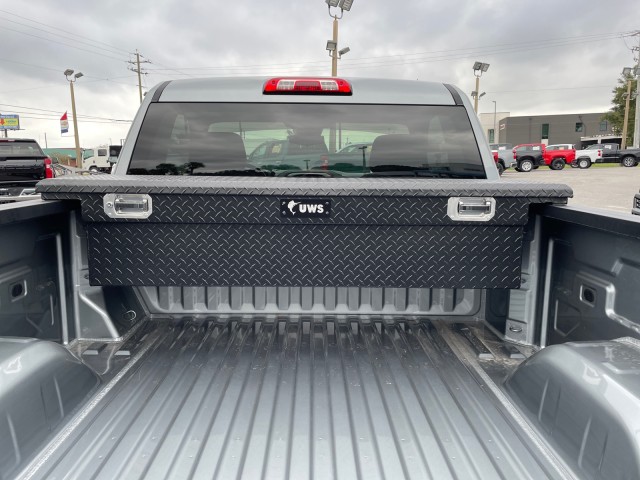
left=488, top=128, right=495, bottom=143
left=599, top=120, right=608, bottom=132
left=541, top=123, right=549, bottom=140
left=575, top=122, right=584, bottom=132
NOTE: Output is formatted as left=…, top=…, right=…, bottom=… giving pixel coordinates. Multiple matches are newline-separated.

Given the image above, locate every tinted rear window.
left=129, top=103, right=485, bottom=178
left=0, top=141, right=44, bottom=157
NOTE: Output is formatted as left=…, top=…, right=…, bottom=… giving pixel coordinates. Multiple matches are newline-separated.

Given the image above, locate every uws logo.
left=281, top=198, right=331, bottom=217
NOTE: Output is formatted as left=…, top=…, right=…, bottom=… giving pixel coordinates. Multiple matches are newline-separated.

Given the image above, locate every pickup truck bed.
left=19, top=317, right=565, bottom=480
left=3, top=77, right=640, bottom=480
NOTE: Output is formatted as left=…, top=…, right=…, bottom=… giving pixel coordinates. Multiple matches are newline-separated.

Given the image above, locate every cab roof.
left=156, top=77, right=459, bottom=106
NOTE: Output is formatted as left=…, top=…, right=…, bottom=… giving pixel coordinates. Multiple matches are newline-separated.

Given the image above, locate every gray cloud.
left=0, top=0, right=637, bottom=147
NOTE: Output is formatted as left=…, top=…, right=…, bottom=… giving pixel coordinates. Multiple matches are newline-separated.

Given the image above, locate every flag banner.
left=60, top=112, right=69, bottom=134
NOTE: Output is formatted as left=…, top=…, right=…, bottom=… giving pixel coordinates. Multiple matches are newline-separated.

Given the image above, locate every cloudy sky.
left=0, top=0, right=638, bottom=148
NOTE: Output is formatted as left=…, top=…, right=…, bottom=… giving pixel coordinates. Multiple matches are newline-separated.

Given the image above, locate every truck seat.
left=188, top=132, right=248, bottom=173
left=368, top=134, right=430, bottom=170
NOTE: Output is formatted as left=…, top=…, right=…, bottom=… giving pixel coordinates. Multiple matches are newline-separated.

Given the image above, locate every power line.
left=485, top=86, right=611, bottom=94
left=0, top=23, right=128, bottom=62
left=144, top=35, right=623, bottom=76
left=143, top=30, right=635, bottom=73
left=14, top=114, right=131, bottom=124
left=0, top=8, right=129, bottom=54
left=6, top=111, right=132, bottom=123
left=0, top=16, right=128, bottom=57
left=0, top=102, right=132, bottom=122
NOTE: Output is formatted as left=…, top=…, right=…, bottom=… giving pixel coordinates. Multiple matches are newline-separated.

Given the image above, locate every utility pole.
left=633, top=32, right=640, bottom=148
left=622, top=76, right=633, bottom=150
left=474, top=76, right=480, bottom=113
left=128, top=50, right=149, bottom=104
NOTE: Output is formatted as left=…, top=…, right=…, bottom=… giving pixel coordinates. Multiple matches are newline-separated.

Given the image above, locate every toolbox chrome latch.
left=447, top=197, right=496, bottom=222
left=103, top=194, right=152, bottom=219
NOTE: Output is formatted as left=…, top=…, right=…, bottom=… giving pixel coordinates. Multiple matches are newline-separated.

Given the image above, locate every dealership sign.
left=0, top=114, right=19, bottom=130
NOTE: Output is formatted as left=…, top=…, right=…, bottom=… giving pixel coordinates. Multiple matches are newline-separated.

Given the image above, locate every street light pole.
left=331, top=16, right=338, bottom=76
left=472, top=62, right=490, bottom=113
left=64, top=69, right=83, bottom=168
left=325, top=0, right=353, bottom=153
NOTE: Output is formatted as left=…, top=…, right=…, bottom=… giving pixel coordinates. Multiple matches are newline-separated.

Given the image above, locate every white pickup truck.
left=571, top=144, right=603, bottom=169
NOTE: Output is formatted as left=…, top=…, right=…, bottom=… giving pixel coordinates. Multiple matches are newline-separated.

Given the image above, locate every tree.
left=602, top=73, right=637, bottom=146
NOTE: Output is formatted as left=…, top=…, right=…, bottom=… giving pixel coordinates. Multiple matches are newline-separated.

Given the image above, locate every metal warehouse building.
left=479, top=112, right=615, bottom=147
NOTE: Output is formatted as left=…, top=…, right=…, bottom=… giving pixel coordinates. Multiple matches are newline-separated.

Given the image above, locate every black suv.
left=0, top=138, right=53, bottom=201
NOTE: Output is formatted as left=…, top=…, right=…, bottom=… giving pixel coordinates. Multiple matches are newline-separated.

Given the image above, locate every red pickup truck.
left=513, top=143, right=576, bottom=172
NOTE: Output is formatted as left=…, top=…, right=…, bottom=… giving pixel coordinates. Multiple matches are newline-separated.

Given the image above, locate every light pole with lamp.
left=471, top=91, right=485, bottom=112
left=325, top=0, right=353, bottom=153
left=64, top=69, right=83, bottom=168
left=325, top=0, right=353, bottom=76
left=472, top=62, right=489, bottom=113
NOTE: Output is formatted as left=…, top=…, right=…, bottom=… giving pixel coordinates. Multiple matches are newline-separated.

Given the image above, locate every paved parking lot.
left=502, top=165, right=640, bottom=214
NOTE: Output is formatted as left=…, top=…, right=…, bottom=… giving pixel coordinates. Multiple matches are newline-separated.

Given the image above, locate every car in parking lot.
left=571, top=144, right=601, bottom=169
left=513, top=143, right=575, bottom=172
left=248, top=138, right=330, bottom=171
left=585, top=143, right=640, bottom=167
left=489, top=143, right=514, bottom=173
left=0, top=138, right=54, bottom=202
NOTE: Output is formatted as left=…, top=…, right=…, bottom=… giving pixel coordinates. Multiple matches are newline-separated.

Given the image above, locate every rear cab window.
left=0, top=140, right=45, bottom=158
left=129, top=103, right=486, bottom=178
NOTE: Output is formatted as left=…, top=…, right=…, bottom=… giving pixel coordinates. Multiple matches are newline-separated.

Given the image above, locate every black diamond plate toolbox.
left=38, top=176, right=572, bottom=288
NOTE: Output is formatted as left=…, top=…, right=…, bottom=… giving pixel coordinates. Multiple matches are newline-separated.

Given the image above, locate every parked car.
left=584, top=143, right=640, bottom=167
left=492, top=149, right=503, bottom=174
left=313, top=142, right=373, bottom=172
left=513, top=143, right=575, bottom=172
left=489, top=143, right=514, bottom=173
left=3, top=76, right=640, bottom=480
left=543, top=144, right=576, bottom=170
left=513, top=143, right=544, bottom=172
left=248, top=138, right=329, bottom=171
left=571, top=144, right=602, bottom=169
left=633, top=191, right=640, bottom=215
left=0, top=138, right=53, bottom=202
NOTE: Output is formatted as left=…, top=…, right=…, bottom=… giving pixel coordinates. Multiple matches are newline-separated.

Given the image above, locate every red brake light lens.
left=44, top=157, right=54, bottom=179
left=263, top=77, right=352, bottom=95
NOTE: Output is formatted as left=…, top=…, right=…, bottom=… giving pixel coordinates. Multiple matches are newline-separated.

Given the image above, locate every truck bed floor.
left=23, top=318, right=563, bottom=480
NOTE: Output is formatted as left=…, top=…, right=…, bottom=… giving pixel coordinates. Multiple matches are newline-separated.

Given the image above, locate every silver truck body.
left=1, top=77, right=639, bottom=480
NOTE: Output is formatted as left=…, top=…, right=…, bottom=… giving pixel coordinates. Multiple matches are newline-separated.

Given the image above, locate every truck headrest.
left=368, top=134, right=430, bottom=169
left=188, top=132, right=247, bottom=172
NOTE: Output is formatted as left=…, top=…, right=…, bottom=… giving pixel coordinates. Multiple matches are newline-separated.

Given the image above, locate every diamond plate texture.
left=38, top=175, right=573, bottom=199
left=86, top=223, right=524, bottom=288
left=73, top=194, right=535, bottom=225
left=38, top=176, right=567, bottom=289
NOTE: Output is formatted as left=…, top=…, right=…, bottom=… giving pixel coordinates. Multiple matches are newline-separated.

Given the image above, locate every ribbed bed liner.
left=22, top=318, right=564, bottom=480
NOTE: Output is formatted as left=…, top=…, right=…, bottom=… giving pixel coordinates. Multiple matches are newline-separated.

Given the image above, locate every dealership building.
left=478, top=112, right=617, bottom=147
